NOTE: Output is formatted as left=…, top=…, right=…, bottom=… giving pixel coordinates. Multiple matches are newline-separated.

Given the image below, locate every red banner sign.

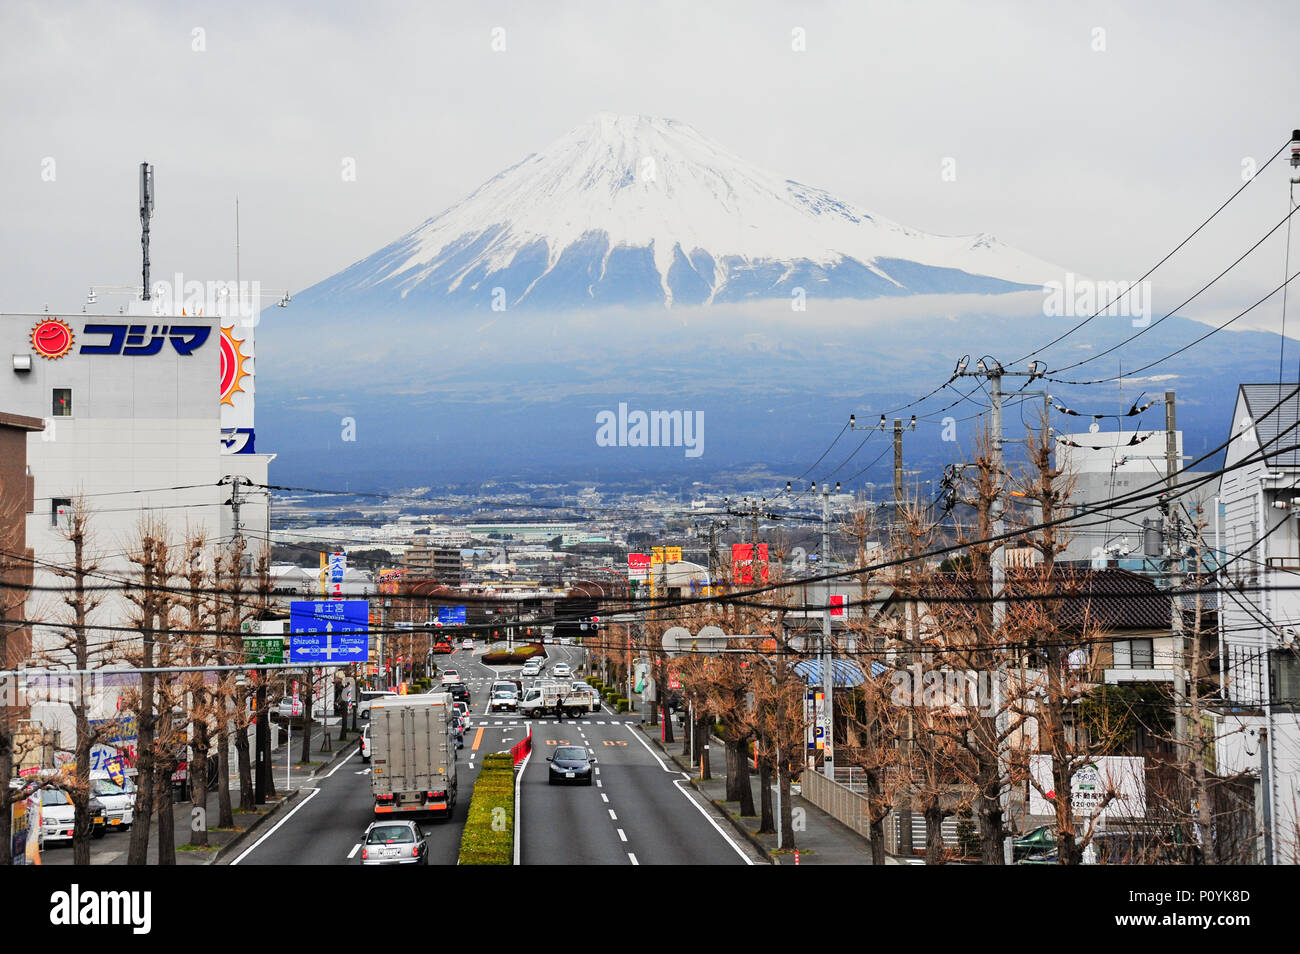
left=731, top=544, right=769, bottom=584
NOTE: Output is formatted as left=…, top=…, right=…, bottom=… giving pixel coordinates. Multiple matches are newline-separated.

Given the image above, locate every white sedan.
left=552, top=662, right=572, bottom=678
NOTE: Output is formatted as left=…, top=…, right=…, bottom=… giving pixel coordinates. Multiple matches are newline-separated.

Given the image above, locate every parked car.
left=359, top=724, right=371, bottom=762
left=1013, top=825, right=1057, bottom=864
left=552, top=662, right=572, bottom=678
left=489, top=689, right=518, bottom=713
left=547, top=746, right=596, bottom=786
left=33, top=787, right=107, bottom=845
left=357, top=690, right=398, bottom=721
left=89, top=771, right=136, bottom=829
left=360, top=820, right=428, bottom=865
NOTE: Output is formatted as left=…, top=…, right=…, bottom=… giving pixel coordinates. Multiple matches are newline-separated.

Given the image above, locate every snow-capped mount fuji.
left=297, top=114, right=1062, bottom=312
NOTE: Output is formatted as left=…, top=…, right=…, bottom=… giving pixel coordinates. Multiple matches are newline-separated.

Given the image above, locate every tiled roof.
left=917, top=567, right=1173, bottom=631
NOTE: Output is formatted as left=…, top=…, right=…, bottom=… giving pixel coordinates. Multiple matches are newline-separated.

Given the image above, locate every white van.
left=358, top=689, right=398, bottom=720
left=89, top=770, right=136, bottom=829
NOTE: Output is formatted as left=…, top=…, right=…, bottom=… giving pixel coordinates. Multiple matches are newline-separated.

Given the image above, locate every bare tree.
left=123, top=517, right=176, bottom=866
left=0, top=481, right=53, bottom=863
left=35, top=499, right=122, bottom=865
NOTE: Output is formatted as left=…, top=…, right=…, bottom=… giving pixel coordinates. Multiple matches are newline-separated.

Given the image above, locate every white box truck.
left=518, top=680, right=600, bottom=719
left=370, top=693, right=458, bottom=818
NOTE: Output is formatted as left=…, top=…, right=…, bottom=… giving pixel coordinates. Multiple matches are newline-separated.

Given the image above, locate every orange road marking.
left=472, top=727, right=484, bottom=751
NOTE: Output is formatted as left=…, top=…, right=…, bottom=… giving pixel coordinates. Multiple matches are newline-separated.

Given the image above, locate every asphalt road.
left=515, top=643, right=753, bottom=866
left=224, top=640, right=753, bottom=865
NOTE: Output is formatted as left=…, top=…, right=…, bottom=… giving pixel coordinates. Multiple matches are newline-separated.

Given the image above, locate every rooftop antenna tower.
left=139, top=161, right=155, bottom=299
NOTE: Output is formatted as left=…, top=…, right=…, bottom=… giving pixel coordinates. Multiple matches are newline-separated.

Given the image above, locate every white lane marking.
left=672, top=779, right=754, bottom=865
left=347, top=842, right=360, bottom=859
left=513, top=749, right=532, bottom=866
left=230, top=787, right=320, bottom=865
left=601, top=793, right=609, bottom=803
left=623, top=722, right=676, bottom=774
left=596, top=779, right=602, bottom=788
left=617, top=828, right=627, bottom=842
left=628, top=852, right=639, bottom=865
left=622, top=723, right=753, bottom=865
left=322, top=745, right=360, bottom=778
left=608, top=809, right=617, bottom=820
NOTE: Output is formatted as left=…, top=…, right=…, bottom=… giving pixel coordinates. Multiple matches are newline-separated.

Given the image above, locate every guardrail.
left=510, top=727, right=532, bottom=767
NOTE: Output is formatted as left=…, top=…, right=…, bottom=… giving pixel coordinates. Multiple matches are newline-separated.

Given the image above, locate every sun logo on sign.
left=219, top=324, right=250, bottom=407
left=30, top=317, right=75, bottom=359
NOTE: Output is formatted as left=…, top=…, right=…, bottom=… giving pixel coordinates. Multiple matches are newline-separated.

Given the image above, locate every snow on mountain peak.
left=321, top=114, right=1063, bottom=309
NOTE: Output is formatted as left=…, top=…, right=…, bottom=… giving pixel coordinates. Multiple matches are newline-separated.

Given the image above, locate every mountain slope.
left=295, top=114, right=1063, bottom=312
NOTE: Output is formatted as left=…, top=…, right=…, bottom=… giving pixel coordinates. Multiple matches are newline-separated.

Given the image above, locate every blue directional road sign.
left=437, top=605, right=467, bottom=626
left=290, top=600, right=369, bottom=664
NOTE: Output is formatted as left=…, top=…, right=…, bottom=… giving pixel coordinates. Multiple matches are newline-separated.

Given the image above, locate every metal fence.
left=802, top=769, right=877, bottom=844
left=807, top=768, right=965, bottom=856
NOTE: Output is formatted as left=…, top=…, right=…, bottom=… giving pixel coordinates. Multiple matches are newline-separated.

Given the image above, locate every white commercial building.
left=1055, top=426, right=1214, bottom=565
left=1, top=306, right=273, bottom=745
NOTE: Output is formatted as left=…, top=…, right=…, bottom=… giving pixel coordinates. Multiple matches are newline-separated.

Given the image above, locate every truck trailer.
left=370, top=693, right=458, bottom=818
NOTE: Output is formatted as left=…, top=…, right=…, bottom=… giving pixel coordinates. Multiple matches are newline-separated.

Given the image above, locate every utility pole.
left=227, top=475, right=269, bottom=805
left=954, top=356, right=1047, bottom=863
left=1259, top=726, right=1275, bottom=864
left=1164, top=390, right=1188, bottom=764
left=814, top=480, right=839, bottom=779
left=849, top=413, right=916, bottom=529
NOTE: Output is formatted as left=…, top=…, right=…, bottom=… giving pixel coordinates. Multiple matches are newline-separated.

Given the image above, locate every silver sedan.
left=361, top=820, right=428, bottom=865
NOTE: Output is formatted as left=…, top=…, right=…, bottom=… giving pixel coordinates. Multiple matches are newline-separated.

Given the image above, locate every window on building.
left=1272, top=652, right=1300, bottom=710
left=1112, top=638, right=1155, bottom=669
left=52, top=388, right=72, bottom=417
left=51, top=498, right=72, bottom=527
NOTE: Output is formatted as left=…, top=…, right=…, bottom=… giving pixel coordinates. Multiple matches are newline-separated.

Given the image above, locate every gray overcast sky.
left=3, top=0, right=1297, bottom=332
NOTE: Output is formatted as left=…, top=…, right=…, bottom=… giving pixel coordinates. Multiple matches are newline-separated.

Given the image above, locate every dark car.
left=447, top=683, right=471, bottom=704
left=1013, top=825, right=1057, bottom=864
left=547, top=745, right=596, bottom=786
